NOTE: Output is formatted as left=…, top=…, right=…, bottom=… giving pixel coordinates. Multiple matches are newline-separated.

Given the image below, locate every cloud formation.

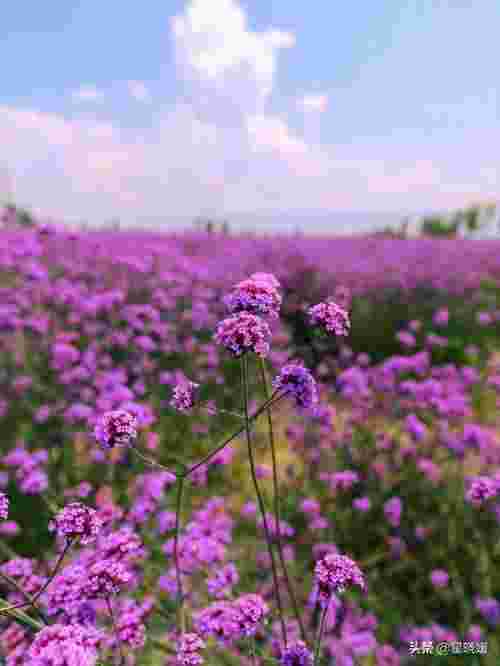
left=1, top=0, right=498, bottom=227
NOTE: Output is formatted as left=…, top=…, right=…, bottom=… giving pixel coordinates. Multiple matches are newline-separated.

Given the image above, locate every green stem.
left=242, top=356, right=288, bottom=648
left=0, top=571, right=48, bottom=625
left=0, top=595, right=44, bottom=631
left=181, top=391, right=284, bottom=479
left=313, top=600, right=329, bottom=665
left=174, top=476, right=186, bottom=634
left=259, top=357, right=308, bottom=645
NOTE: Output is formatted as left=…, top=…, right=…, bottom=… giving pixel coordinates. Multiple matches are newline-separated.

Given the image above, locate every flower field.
left=0, top=227, right=500, bottom=665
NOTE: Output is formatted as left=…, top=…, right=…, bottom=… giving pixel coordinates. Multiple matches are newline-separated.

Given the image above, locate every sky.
left=0, top=0, right=499, bottom=230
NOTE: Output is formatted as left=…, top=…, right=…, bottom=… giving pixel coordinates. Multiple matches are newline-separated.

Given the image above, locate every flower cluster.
left=314, top=553, right=365, bottom=602
left=82, top=559, right=132, bottom=598
left=49, top=502, right=103, bottom=544
left=280, top=641, right=313, bottom=666
left=26, top=623, right=98, bottom=666
left=465, top=476, right=499, bottom=507
left=94, top=409, right=138, bottom=449
left=308, top=300, right=350, bottom=337
left=177, top=633, right=206, bottom=665
left=170, top=380, right=200, bottom=413
left=214, top=312, right=272, bottom=357
left=272, top=362, right=318, bottom=409
left=224, top=276, right=282, bottom=319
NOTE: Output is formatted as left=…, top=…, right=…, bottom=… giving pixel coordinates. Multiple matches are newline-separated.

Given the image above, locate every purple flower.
left=0, top=492, right=9, bottom=520
left=384, top=497, right=403, bottom=528
left=83, top=559, right=132, bottom=598
left=308, top=300, right=350, bottom=337
left=48, top=502, right=102, bottom=544
left=466, top=476, right=499, bottom=507
left=170, top=380, right=200, bottom=413
left=214, top=312, right=272, bottom=357
left=94, top=409, right=138, bottom=449
left=375, top=644, right=401, bottom=666
left=233, top=593, right=269, bottom=637
left=207, top=563, right=239, bottom=599
left=353, top=497, right=371, bottom=512
left=314, top=553, right=365, bottom=602
left=224, top=276, right=282, bottom=319
left=273, top=362, right=318, bottom=409
left=177, top=633, right=206, bottom=665
left=430, top=569, right=449, bottom=588
left=26, top=623, right=98, bottom=666
left=433, top=308, right=449, bottom=327
left=280, top=640, right=313, bottom=665
left=475, top=597, right=500, bottom=626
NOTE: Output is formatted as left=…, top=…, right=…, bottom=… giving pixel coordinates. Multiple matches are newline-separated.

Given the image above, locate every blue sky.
left=1, top=0, right=499, bottom=228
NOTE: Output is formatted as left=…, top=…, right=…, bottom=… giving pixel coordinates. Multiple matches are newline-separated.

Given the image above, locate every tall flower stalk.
left=242, top=355, right=288, bottom=647
left=259, top=356, right=308, bottom=644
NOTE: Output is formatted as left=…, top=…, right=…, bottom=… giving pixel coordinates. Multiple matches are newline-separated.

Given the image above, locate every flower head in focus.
left=214, top=312, right=272, bottom=357
left=273, top=362, right=318, bottom=409
left=26, top=623, right=98, bottom=666
left=314, top=552, right=365, bottom=603
left=224, top=276, right=282, bottom=319
left=94, top=409, right=138, bottom=449
left=177, top=632, right=206, bottom=665
left=308, top=300, right=350, bottom=337
left=48, top=502, right=103, bottom=545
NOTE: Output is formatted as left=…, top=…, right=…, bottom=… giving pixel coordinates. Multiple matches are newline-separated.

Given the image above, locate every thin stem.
left=242, top=356, right=288, bottom=648
left=200, top=405, right=244, bottom=420
left=174, top=476, right=186, bottom=634
left=259, top=357, right=308, bottom=645
left=249, top=636, right=257, bottom=666
left=0, top=595, right=44, bottom=631
left=313, top=600, right=330, bottom=665
left=130, top=445, right=185, bottom=474
left=106, top=597, right=125, bottom=666
left=0, top=571, right=49, bottom=625
left=182, top=391, right=283, bottom=479
left=0, top=539, right=73, bottom=615
left=130, top=393, right=283, bottom=482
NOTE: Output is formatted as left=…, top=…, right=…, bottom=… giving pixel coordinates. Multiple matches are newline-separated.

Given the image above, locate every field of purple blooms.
left=0, top=227, right=500, bottom=665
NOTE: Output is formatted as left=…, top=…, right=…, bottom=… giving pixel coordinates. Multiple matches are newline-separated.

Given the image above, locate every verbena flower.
left=170, top=380, right=200, bottom=413
left=26, top=623, right=98, bottom=666
left=177, top=633, right=206, bottom=665
left=214, top=312, right=272, bottom=357
left=224, top=276, right=282, bottom=319
left=272, top=363, right=318, bottom=409
left=94, top=409, right=138, bottom=449
left=83, top=559, right=132, bottom=598
left=308, top=300, right=350, bottom=337
left=314, top=553, right=365, bottom=603
left=0, top=492, right=9, bottom=520
left=49, top=502, right=103, bottom=544
left=466, top=476, right=499, bottom=506
left=280, top=640, right=314, bottom=666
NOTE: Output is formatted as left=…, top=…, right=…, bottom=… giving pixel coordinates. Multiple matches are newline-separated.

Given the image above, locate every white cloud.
left=1, top=0, right=498, bottom=225
left=71, top=85, right=105, bottom=103
left=172, top=0, right=295, bottom=120
left=127, top=81, right=151, bottom=102
left=298, top=94, right=329, bottom=113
